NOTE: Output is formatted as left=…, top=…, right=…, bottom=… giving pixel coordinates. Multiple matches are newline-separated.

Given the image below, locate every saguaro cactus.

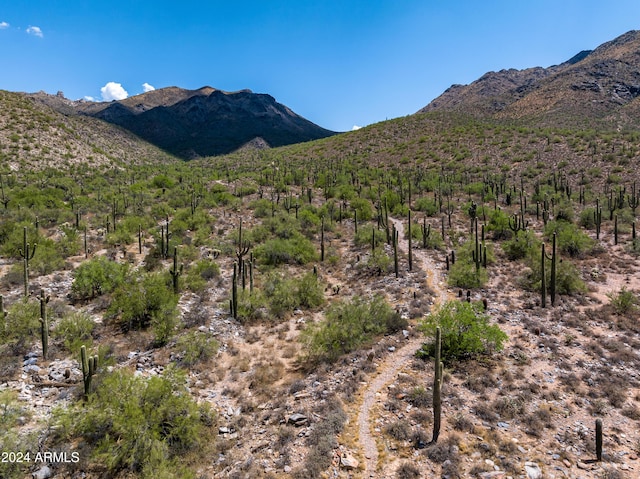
left=230, top=262, right=238, bottom=319
left=431, top=326, right=443, bottom=444
left=19, top=227, right=37, bottom=298
left=320, top=216, right=325, bottom=262
left=392, top=225, right=399, bottom=278
left=422, top=217, right=431, bottom=249
left=596, top=418, right=603, bottom=461
left=541, top=232, right=557, bottom=308
left=408, top=209, right=413, bottom=271
left=81, top=345, right=99, bottom=399
left=169, top=247, right=183, bottom=295
left=39, top=290, right=50, bottom=359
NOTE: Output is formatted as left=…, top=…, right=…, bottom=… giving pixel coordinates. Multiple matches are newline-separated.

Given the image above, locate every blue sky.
left=1, top=1, right=639, bottom=132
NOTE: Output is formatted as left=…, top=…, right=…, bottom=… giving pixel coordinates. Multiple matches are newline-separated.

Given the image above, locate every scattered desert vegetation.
left=1, top=83, right=640, bottom=479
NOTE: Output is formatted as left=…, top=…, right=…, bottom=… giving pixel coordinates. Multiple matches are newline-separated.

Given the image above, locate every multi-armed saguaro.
left=81, top=344, right=99, bottom=399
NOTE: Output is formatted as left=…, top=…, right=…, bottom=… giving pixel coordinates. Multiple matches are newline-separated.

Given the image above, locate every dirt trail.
left=357, top=218, right=448, bottom=477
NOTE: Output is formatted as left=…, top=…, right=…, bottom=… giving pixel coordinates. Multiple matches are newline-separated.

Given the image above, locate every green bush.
left=56, top=368, right=213, bottom=478
left=175, top=331, right=219, bottom=367
left=354, top=224, right=386, bottom=249
left=607, top=287, right=638, bottom=315
left=544, top=220, right=595, bottom=258
left=71, top=256, right=129, bottom=299
left=235, top=289, right=267, bottom=323
left=418, top=301, right=507, bottom=362
left=414, top=196, right=439, bottom=217
left=254, top=234, right=318, bottom=266
left=364, top=248, right=393, bottom=275
left=184, top=258, right=220, bottom=293
left=301, top=295, right=406, bottom=363
left=350, top=197, right=374, bottom=221
left=54, top=311, right=95, bottom=354
left=502, top=230, right=540, bottom=261
left=263, top=271, right=324, bottom=318
left=0, top=390, right=37, bottom=479
left=486, top=208, right=513, bottom=240
left=520, top=243, right=586, bottom=296
left=0, top=298, right=40, bottom=350
left=107, top=273, right=178, bottom=345
left=447, top=259, right=488, bottom=289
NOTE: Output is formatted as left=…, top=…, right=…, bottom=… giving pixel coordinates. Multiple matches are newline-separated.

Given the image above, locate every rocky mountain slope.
left=32, top=86, right=337, bottom=159
left=421, top=30, right=640, bottom=130
left=0, top=90, right=178, bottom=170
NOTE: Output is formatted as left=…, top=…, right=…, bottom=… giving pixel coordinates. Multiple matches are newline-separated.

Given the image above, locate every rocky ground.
left=2, top=203, right=640, bottom=479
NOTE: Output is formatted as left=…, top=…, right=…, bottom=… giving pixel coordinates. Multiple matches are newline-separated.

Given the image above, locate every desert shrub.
left=364, top=248, right=393, bottom=275
left=385, top=420, right=412, bottom=441
left=350, top=197, right=374, bottom=221
left=502, top=229, right=540, bottom=261
left=396, top=461, right=421, bottom=479
left=175, top=331, right=219, bottom=367
left=107, top=272, right=178, bottom=345
left=0, top=390, right=37, bottom=479
left=607, top=287, right=638, bottom=315
left=447, top=238, right=493, bottom=289
left=544, top=220, right=595, bottom=258
left=71, top=256, right=129, bottom=299
left=354, top=224, right=386, bottom=249
left=301, top=295, right=405, bottom=363
left=254, top=234, right=318, bottom=266
left=249, top=198, right=275, bottom=218
left=486, top=207, right=513, bottom=240
left=0, top=298, right=40, bottom=351
left=296, top=271, right=325, bottom=309
left=414, top=196, right=439, bottom=217
left=263, top=271, right=324, bottom=318
left=235, top=289, right=268, bottom=323
left=57, top=224, right=81, bottom=257
left=264, top=274, right=298, bottom=318
left=55, top=368, right=213, bottom=478
left=54, top=311, right=95, bottom=354
left=29, top=237, right=65, bottom=275
left=294, top=401, right=346, bottom=478
left=418, top=301, right=507, bottom=362
left=447, top=258, right=488, bottom=289
left=184, top=258, right=220, bottom=293
left=579, top=207, right=597, bottom=229
left=522, top=249, right=586, bottom=296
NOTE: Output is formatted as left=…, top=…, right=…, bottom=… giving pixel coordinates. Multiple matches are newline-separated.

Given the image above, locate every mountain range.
left=29, top=86, right=336, bottom=159
left=4, top=29, right=640, bottom=168
left=420, top=30, right=640, bottom=130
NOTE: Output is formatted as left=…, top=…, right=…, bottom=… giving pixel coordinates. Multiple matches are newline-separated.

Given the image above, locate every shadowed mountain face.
left=34, top=87, right=337, bottom=159
left=420, top=30, right=640, bottom=130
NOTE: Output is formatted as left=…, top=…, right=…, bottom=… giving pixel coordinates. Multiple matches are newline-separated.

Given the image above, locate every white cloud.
left=100, top=82, right=129, bottom=101
left=351, top=125, right=362, bottom=131
left=0, top=22, right=9, bottom=29
left=26, top=26, right=43, bottom=37
left=84, top=96, right=95, bottom=102
left=142, top=82, right=155, bottom=93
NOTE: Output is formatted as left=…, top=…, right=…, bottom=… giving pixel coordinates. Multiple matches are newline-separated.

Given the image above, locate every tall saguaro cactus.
left=408, top=209, right=413, bottom=271
left=541, top=232, right=557, bottom=308
left=169, top=247, right=183, bottom=295
left=81, top=345, right=99, bottom=399
left=230, top=262, right=238, bottom=319
left=19, top=227, right=37, bottom=298
left=595, top=418, right=603, bottom=461
left=39, top=290, right=50, bottom=359
left=431, top=326, right=443, bottom=444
